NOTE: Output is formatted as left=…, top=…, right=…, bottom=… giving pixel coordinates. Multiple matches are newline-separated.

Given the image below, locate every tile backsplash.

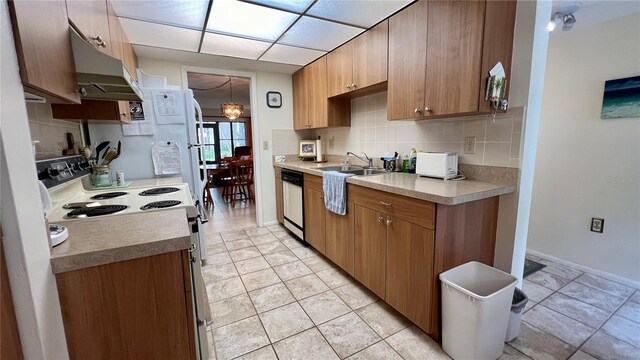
left=27, top=103, right=83, bottom=160
left=314, top=92, right=523, bottom=168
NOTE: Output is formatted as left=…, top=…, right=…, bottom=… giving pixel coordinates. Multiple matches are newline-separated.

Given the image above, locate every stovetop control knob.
left=38, top=168, right=60, bottom=180
left=78, top=162, right=90, bottom=171
left=69, top=163, right=78, bottom=173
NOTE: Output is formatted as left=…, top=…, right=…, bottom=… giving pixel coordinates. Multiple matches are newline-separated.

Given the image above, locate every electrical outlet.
left=590, top=217, right=604, bottom=233
left=329, top=136, right=335, bottom=149
left=275, top=155, right=285, bottom=163
left=464, top=136, right=476, bottom=154
left=263, top=141, right=269, bottom=150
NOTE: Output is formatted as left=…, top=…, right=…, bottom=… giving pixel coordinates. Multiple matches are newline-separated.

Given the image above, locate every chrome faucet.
left=346, top=152, right=374, bottom=168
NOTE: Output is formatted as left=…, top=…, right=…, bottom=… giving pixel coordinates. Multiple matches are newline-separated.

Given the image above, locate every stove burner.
left=138, top=187, right=180, bottom=196
left=140, top=200, right=182, bottom=210
left=90, top=192, right=128, bottom=200
left=66, top=205, right=128, bottom=218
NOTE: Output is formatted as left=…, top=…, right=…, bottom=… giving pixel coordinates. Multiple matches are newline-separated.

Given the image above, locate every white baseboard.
left=526, top=249, right=640, bottom=290
left=262, top=220, right=279, bottom=227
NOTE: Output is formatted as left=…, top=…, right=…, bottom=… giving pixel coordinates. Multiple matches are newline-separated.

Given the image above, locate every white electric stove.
left=36, top=156, right=209, bottom=360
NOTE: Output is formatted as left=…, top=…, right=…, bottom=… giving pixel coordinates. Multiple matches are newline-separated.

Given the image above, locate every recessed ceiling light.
left=119, top=18, right=201, bottom=52
left=260, top=44, right=326, bottom=65
left=307, top=0, right=412, bottom=28
left=112, top=0, right=209, bottom=29
left=244, top=0, right=314, bottom=14
left=206, top=0, right=298, bottom=41
left=201, top=33, right=272, bottom=60
left=278, top=16, right=364, bottom=51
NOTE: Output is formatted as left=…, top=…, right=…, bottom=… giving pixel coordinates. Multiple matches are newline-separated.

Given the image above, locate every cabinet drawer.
left=348, top=184, right=435, bottom=229
left=304, top=173, right=323, bottom=192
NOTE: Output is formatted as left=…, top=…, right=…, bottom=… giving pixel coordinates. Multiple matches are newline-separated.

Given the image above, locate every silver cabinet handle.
left=379, top=201, right=392, bottom=206
left=93, top=35, right=107, bottom=48
left=386, top=219, right=392, bottom=226
left=78, top=87, right=87, bottom=96
left=352, top=83, right=356, bottom=89
left=414, top=108, right=421, bottom=114
left=424, top=106, right=431, bottom=112
left=120, top=112, right=127, bottom=116
left=320, top=195, right=324, bottom=199
left=377, top=216, right=384, bottom=222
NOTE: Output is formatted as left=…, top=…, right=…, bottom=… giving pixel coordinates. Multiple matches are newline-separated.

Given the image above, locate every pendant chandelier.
left=220, top=78, right=243, bottom=120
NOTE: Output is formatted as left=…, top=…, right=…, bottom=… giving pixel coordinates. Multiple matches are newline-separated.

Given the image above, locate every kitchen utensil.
left=62, top=133, right=77, bottom=155
left=104, top=150, right=117, bottom=165
left=94, top=141, right=110, bottom=161
left=79, top=146, right=91, bottom=159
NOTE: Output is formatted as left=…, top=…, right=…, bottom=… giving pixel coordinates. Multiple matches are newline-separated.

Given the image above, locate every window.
left=202, top=121, right=247, bottom=163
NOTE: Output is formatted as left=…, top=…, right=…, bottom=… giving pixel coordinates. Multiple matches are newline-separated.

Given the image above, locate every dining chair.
left=219, top=157, right=235, bottom=201
left=234, top=146, right=252, bottom=160
left=229, top=160, right=254, bottom=207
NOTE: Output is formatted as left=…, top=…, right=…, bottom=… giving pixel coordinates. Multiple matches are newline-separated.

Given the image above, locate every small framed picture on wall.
left=298, top=140, right=316, bottom=158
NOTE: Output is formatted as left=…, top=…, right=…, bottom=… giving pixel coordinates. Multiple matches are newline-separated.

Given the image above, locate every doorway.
left=186, top=72, right=257, bottom=233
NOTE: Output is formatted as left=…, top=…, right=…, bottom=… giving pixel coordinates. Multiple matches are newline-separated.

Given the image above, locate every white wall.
left=528, top=13, right=640, bottom=283
left=0, top=1, right=69, bottom=357
left=135, top=57, right=295, bottom=225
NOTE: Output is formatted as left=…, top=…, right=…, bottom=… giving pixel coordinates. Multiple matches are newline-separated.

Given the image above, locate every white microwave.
left=416, top=152, right=458, bottom=179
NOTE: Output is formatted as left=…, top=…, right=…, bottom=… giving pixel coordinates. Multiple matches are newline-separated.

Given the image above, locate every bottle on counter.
left=409, top=148, right=417, bottom=174
left=402, top=155, right=409, bottom=173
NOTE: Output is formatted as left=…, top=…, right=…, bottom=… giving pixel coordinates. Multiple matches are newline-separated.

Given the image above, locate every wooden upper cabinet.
left=353, top=20, right=388, bottom=90
left=327, top=42, right=354, bottom=97
left=424, top=0, right=485, bottom=117
left=52, top=99, right=131, bottom=123
left=106, top=1, right=123, bottom=60
left=121, top=28, right=139, bottom=80
left=327, top=20, right=388, bottom=98
left=387, top=1, right=428, bottom=120
left=292, top=69, right=307, bottom=130
left=305, top=56, right=329, bottom=129
left=8, top=0, right=80, bottom=104
left=66, top=0, right=112, bottom=56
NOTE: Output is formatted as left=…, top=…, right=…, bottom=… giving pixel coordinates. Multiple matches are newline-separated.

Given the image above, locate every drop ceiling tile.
left=307, top=0, right=412, bottom=28
left=244, top=0, right=314, bottom=13
left=120, top=18, right=201, bottom=52
left=260, top=44, right=326, bottom=66
left=111, top=0, right=209, bottom=29
left=278, top=16, right=364, bottom=51
left=206, top=0, right=298, bottom=41
left=201, top=33, right=272, bottom=60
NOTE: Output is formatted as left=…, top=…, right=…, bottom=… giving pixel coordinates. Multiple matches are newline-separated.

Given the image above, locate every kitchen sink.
left=342, top=169, right=387, bottom=176
left=317, top=165, right=363, bottom=172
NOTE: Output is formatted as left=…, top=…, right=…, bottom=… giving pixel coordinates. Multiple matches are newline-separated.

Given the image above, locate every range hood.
left=70, top=30, right=143, bottom=101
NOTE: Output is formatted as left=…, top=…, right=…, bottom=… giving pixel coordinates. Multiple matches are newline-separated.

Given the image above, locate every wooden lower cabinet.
left=301, top=174, right=498, bottom=340
left=385, top=217, right=434, bottom=333
left=325, top=202, right=355, bottom=275
left=275, top=167, right=284, bottom=224
left=354, top=205, right=386, bottom=298
left=55, top=251, right=194, bottom=359
left=304, top=187, right=326, bottom=254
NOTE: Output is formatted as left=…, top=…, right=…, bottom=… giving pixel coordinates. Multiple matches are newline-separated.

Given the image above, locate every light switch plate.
left=275, top=155, right=285, bottom=163
left=263, top=141, right=269, bottom=150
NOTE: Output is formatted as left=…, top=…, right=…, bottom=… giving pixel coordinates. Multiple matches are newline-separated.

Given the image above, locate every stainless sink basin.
left=317, top=165, right=363, bottom=172
left=342, top=168, right=387, bottom=176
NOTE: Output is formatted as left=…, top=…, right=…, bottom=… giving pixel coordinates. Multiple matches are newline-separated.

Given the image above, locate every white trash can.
left=439, top=261, right=517, bottom=360
left=505, top=287, right=529, bottom=342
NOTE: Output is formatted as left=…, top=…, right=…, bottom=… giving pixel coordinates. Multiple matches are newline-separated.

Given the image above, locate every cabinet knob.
left=386, top=219, right=392, bottom=226
left=351, top=83, right=356, bottom=89
left=346, top=85, right=352, bottom=90
left=93, top=35, right=107, bottom=48
left=377, top=216, right=384, bottom=222
left=379, top=201, right=392, bottom=207
left=77, top=87, right=87, bottom=97
left=320, top=195, right=324, bottom=199
left=424, top=106, right=431, bottom=112
left=120, top=112, right=127, bottom=116
left=414, top=108, right=421, bottom=114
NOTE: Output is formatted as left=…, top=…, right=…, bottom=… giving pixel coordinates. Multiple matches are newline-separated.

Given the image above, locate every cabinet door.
left=7, top=0, right=81, bottom=104
left=52, top=99, right=126, bottom=122
left=304, top=188, right=326, bottom=254
left=353, top=205, right=387, bottom=298
left=275, top=172, right=284, bottom=224
left=117, top=101, right=131, bottom=123
left=325, top=202, right=355, bottom=275
left=353, top=20, right=388, bottom=90
left=424, top=1, right=485, bottom=116
left=66, top=0, right=112, bottom=56
left=292, top=69, right=307, bottom=130
left=121, top=30, right=139, bottom=80
left=387, top=0, right=427, bottom=120
left=106, top=1, right=123, bottom=60
left=306, top=56, right=328, bottom=129
left=385, top=216, right=434, bottom=332
left=327, top=41, right=353, bottom=97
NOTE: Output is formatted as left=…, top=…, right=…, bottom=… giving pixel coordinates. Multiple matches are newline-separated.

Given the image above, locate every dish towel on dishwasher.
left=322, top=171, right=354, bottom=215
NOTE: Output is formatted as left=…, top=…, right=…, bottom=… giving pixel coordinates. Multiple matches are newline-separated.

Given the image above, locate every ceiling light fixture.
left=221, top=78, right=244, bottom=120
left=548, top=2, right=581, bottom=32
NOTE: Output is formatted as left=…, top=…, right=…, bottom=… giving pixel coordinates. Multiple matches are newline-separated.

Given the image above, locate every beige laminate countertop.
left=50, top=208, right=191, bottom=274
left=274, top=161, right=516, bottom=205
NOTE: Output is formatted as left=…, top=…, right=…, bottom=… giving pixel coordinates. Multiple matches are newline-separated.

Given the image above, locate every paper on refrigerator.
left=151, top=141, right=182, bottom=175
left=152, top=90, right=186, bottom=124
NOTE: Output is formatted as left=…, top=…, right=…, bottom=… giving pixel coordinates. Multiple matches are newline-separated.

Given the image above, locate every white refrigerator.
left=87, top=88, right=209, bottom=260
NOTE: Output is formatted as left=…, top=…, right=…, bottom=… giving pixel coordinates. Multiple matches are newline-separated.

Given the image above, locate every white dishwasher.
left=281, top=169, right=305, bottom=241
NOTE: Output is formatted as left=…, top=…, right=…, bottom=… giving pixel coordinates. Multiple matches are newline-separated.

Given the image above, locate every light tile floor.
left=202, top=225, right=640, bottom=360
